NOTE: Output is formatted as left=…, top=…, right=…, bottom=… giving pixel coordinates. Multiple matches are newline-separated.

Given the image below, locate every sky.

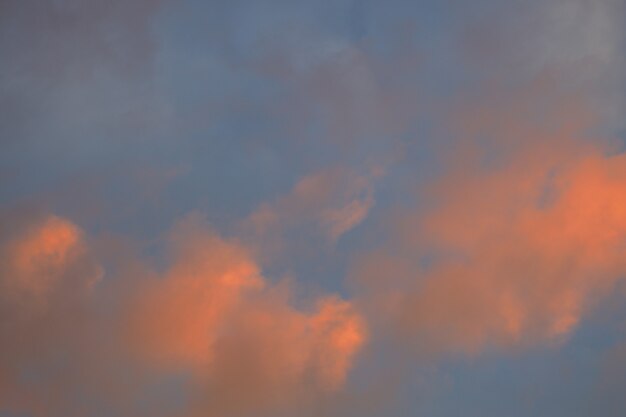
left=1, top=0, right=626, bottom=416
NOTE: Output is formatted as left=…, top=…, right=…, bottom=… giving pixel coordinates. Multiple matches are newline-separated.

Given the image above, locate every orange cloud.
left=1, top=213, right=102, bottom=305
left=0, top=211, right=366, bottom=417
left=0, top=212, right=106, bottom=416
left=127, top=217, right=265, bottom=368
left=353, top=85, right=626, bottom=356
left=124, top=214, right=367, bottom=414
left=192, top=292, right=366, bottom=417
left=310, top=296, right=367, bottom=389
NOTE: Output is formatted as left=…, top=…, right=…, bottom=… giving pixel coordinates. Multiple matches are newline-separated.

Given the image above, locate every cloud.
left=0, top=211, right=106, bottom=416
left=0, top=211, right=366, bottom=417
left=352, top=81, right=626, bottom=357
left=0, top=211, right=104, bottom=315
left=126, top=214, right=366, bottom=415
left=242, top=166, right=381, bottom=263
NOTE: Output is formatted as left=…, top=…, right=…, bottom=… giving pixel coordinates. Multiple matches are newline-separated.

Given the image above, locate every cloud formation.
left=0, top=211, right=104, bottom=415
left=353, top=81, right=626, bottom=356
left=127, top=215, right=366, bottom=405
left=0, top=212, right=366, bottom=417
left=242, top=166, right=381, bottom=265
